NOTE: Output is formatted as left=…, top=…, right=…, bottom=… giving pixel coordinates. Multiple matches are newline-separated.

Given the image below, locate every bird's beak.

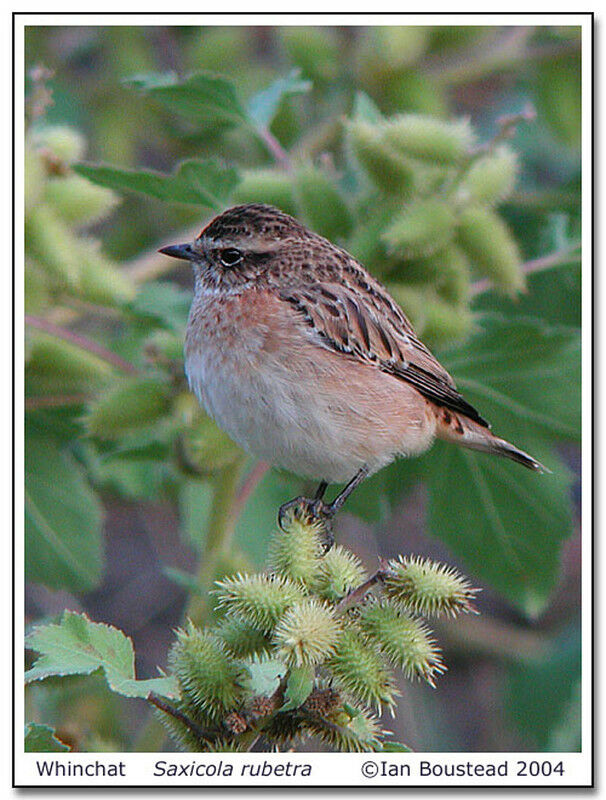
left=158, top=243, right=195, bottom=260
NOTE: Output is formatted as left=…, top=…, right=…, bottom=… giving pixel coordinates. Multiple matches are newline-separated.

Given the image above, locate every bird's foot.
left=278, top=496, right=335, bottom=552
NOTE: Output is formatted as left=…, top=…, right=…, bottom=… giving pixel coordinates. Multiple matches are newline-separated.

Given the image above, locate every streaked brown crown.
left=200, top=203, right=309, bottom=244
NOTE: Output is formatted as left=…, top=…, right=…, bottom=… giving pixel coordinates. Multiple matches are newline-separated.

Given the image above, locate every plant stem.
left=25, top=314, right=138, bottom=374
left=146, top=692, right=214, bottom=743
left=470, top=244, right=581, bottom=298
left=184, top=460, right=245, bottom=625
left=256, top=127, right=292, bottom=172
left=229, top=460, right=270, bottom=525
left=25, top=393, right=88, bottom=410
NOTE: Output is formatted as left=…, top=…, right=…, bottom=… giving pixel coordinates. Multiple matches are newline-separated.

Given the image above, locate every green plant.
left=26, top=506, right=477, bottom=752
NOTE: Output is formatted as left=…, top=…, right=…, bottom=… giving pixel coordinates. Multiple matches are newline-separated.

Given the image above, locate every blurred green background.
left=24, top=24, right=582, bottom=753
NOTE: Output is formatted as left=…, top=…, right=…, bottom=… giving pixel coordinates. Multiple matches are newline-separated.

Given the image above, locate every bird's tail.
left=435, top=410, right=549, bottom=472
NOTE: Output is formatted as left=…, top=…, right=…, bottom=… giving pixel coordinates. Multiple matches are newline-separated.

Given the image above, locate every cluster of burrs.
left=152, top=499, right=479, bottom=753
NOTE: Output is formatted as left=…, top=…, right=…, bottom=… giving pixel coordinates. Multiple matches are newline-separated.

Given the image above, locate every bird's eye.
left=219, top=248, right=243, bottom=267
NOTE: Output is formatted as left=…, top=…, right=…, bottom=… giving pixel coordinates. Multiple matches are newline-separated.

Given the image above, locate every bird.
left=160, top=203, right=545, bottom=542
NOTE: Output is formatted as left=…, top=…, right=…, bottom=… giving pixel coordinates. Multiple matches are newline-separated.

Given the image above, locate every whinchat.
left=161, top=203, right=544, bottom=530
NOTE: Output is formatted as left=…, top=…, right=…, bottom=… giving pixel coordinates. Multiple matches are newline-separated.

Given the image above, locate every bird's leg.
left=325, top=466, right=369, bottom=516
left=277, top=467, right=369, bottom=552
left=314, top=481, right=329, bottom=501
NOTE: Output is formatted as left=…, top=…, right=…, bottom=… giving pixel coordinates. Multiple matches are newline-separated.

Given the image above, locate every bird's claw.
left=278, top=496, right=335, bottom=552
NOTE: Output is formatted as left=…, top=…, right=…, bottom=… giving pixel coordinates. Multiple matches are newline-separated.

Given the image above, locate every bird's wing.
left=279, top=280, right=489, bottom=428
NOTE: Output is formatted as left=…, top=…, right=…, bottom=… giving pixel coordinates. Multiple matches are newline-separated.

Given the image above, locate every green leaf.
left=426, top=438, right=573, bottom=615
left=25, top=431, right=104, bottom=592
left=422, top=314, right=581, bottom=613
left=440, top=314, right=581, bottom=442
left=474, top=257, right=581, bottom=328
left=340, top=456, right=421, bottom=523
left=129, top=281, right=191, bottom=332
left=125, top=71, right=247, bottom=127
left=506, top=625, right=581, bottom=750
left=75, top=158, right=239, bottom=209
left=243, top=658, right=287, bottom=697
left=25, top=722, right=70, bottom=752
left=376, top=740, right=413, bottom=752
left=352, top=91, right=384, bottom=124
left=282, top=665, right=314, bottom=711
left=25, top=611, right=179, bottom=699
left=247, top=69, right=311, bottom=130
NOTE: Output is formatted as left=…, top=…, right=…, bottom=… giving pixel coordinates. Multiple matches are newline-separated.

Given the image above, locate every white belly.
left=184, top=291, right=436, bottom=483
left=185, top=344, right=364, bottom=482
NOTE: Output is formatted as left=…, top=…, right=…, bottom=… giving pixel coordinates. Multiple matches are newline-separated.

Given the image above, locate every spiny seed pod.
left=381, top=114, right=474, bottom=165
left=186, top=27, right=252, bottom=75
left=281, top=26, right=339, bottom=82
left=459, top=145, right=518, bottom=206
left=383, top=555, right=479, bottom=618
left=26, top=331, right=113, bottom=394
left=178, top=412, right=242, bottom=475
left=347, top=120, right=415, bottom=196
left=26, top=204, right=82, bottom=289
left=306, top=707, right=384, bottom=753
left=273, top=598, right=342, bottom=667
left=457, top=206, right=524, bottom=294
left=45, top=174, right=120, bottom=227
left=84, top=375, right=171, bottom=439
left=153, top=705, right=215, bottom=753
left=25, top=143, right=46, bottom=214
left=316, top=545, right=367, bottom=602
left=382, top=198, right=457, bottom=259
left=78, top=239, right=135, bottom=307
left=359, top=601, right=445, bottom=686
left=401, top=243, right=471, bottom=305
left=346, top=200, right=401, bottom=275
left=268, top=512, right=324, bottom=586
left=384, top=284, right=427, bottom=332
left=421, top=298, right=473, bottom=345
left=327, top=628, right=398, bottom=712
left=232, top=169, right=299, bottom=217
left=32, top=125, right=86, bottom=166
left=536, top=54, right=581, bottom=148
left=382, top=69, right=447, bottom=117
left=24, top=258, right=51, bottom=313
left=214, top=573, right=306, bottom=633
left=303, top=686, right=342, bottom=716
left=144, top=329, right=184, bottom=365
left=247, top=693, right=280, bottom=718
left=347, top=217, right=389, bottom=275
left=169, top=622, right=245, bottom=719
left=372, top=26, right=429, bottom=70
left=223, top=711, right=248, bottom=735
left=216, top=617, right=272, bottom=659
left=295, top=166, right=353, bottom=241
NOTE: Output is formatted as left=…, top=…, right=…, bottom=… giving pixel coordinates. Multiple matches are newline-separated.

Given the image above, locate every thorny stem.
left=146, top=693, right=214, bottom=743
left=25, top=314, right=138, bottom=374
left=470, top=244, right=581, bottom=298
